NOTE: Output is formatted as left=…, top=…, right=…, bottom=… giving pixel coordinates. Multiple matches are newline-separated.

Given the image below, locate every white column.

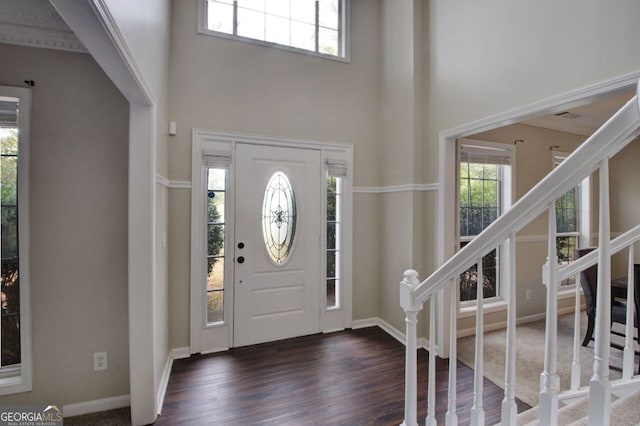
left=539, top=204, right=559, bottom=426
left=470, top=257, right=485, bottom=426
left=400, top=270, right=422, bottom=426
left=588, top=159, right=611, bottom=426
left=501, top=235, right=517, bottom=425
left=622, top=244, right=635, bottom=379
left=446, top=279, right=458, bottom=426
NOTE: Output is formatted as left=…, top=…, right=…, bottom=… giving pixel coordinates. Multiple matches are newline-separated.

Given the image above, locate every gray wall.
left=167, top=0, right=383, bottom=348
left=0, top=44, right=129, bottom=405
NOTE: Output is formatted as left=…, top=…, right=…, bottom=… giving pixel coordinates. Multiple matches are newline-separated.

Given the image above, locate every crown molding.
left=0, top=22, right=87, bottom=53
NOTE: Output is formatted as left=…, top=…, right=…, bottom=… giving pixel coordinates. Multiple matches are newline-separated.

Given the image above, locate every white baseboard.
left=63, top=394, right=130, bottom=418
left=351, top=318, right=378, bottom=329
left=170, top=346, right=190, bottom=360
left=156, top=355, right=172, bottom=415
left=351, top=317, right=436, bottom=353
left=156, top=347, right=191, bottom=415
left=456, top=305, right=583, bottom=338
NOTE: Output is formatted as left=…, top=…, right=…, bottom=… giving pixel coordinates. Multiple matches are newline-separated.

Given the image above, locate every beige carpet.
left=457, top=313, right=636, bottom=408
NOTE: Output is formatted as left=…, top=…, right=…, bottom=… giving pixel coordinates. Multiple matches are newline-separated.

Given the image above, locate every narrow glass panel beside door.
left=206, top=168, right=226, bottom=324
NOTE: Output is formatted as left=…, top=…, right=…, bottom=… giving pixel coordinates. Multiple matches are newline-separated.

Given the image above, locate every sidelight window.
left=206, top=168, right=227, bottom=324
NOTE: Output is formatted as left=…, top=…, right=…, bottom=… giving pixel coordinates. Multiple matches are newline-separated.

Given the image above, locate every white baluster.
left=588, top=159, right=611, bottom=426
left=571, top=271, right=582, bottom=390
left=470, top=257, right=485, bottom=426
left=400, top=269, right=422, bottom=426
left=539, top=204, right=559, bottom=425
left=446, top=279, right=458, bottom=426
left=426, top=297, right=437, bottom=426
left=622, top=244, right=635, bottom=379
left=501, top=235, right=517, bottom=425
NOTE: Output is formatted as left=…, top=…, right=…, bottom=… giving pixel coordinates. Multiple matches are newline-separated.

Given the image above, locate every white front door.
left=233, top=143, right=321, bottom=346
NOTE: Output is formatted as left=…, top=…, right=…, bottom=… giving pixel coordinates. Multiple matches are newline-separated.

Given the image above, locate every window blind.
left=203, top=152, right=231, bottom=169
left=459, top=144, right=512, bottom=166
left=326, top=161, right=347, bottom=178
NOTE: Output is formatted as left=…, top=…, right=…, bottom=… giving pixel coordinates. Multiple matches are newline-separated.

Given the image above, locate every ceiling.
left=522, top=91, right=635, bottom=136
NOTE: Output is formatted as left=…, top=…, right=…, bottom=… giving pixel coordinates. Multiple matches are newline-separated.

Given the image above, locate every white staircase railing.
left=400, top=81, right=640, bottom=426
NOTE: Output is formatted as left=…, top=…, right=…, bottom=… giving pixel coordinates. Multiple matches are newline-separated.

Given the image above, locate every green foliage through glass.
left=206, top=168, right=226, bottom=324
left=1, top=127, right=20, bottom=366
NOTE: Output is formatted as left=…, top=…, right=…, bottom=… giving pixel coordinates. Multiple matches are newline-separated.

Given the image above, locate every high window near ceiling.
left=457, top=139, right=514, bottom=304
left=199, top=0, right=349, bottom=61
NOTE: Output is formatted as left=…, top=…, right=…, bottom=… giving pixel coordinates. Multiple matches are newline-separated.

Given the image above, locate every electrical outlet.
left=94, top=352, right=108, bottom=371
left=525, top=289, right=532, bottom=300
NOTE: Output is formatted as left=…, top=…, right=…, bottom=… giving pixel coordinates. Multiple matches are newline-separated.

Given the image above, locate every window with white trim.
left=553, top=151, right=590, bottom=287
left=0, top=87, right=32, bottom=394
left=457, top=140, right=514, bottom=303
left=200, top=0, right=349, bottom=60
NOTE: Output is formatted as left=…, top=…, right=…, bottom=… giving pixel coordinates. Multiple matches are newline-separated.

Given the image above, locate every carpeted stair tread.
left=568, top=388, right=640, bottom=426
left=516, top=396, right=591, bottom=426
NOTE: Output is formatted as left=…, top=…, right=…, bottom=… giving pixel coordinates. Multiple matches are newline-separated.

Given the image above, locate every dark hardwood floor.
left=155, top=327, right=529, bottom=425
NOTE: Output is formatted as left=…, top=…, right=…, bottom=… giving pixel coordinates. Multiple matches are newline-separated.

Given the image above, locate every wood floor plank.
left=155, top=327, right=529, bottom=425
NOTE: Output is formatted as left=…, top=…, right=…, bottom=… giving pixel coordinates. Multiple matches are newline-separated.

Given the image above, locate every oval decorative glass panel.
left=262, top=171, right=297, bottom=264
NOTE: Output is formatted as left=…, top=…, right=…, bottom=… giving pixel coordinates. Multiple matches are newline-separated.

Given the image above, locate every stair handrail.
left=410, top=93, right=640, bottom=306
left=557, top=223, right=640, bottom=282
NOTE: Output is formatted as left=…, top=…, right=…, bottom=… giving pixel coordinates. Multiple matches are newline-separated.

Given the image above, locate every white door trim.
left=436, top=70, right=640, bottom=358
left=190, top=129, right=354, bottom=354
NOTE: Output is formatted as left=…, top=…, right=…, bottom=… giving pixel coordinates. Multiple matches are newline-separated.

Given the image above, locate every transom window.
left=200, top=0, right=349, bottom=60
left=457, top=140, right=513, bottom=303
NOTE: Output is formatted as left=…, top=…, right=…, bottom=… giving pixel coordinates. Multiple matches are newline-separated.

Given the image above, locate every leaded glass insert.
left=262, top=171, right=297, bottom=264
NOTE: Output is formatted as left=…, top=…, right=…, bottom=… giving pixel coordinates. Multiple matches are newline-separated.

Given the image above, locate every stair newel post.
left=588, top=158, right=612, bottom=426
left=539, top=202, right=559, bottom=426
left=470, top=257, right=485, bottom=426
left=400, top=269, right=422, bottom=426
left=446, top=279, right=458, bottom=426
left=622, top=244, right=635, bottom=379
left=501, top=234, right=517, bottom=425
